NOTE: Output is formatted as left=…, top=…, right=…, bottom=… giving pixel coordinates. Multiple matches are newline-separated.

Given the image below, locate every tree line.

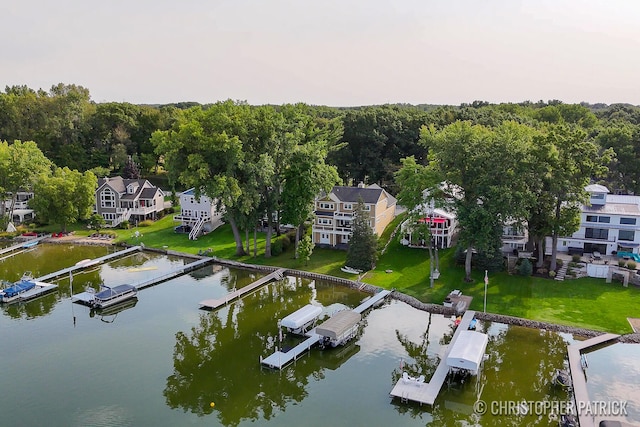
left=2, top=83, right=640, bottom=271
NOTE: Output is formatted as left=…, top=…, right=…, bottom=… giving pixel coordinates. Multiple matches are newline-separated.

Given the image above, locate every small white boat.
left=0, top=272, right=58, bottom=304
left=340, top=266, right=362, bottom=274
left=75, top=259, right=100, bottom=268
left=90, top=284, right=138, bottom=309
left=279, top=304, right=323, bottom=335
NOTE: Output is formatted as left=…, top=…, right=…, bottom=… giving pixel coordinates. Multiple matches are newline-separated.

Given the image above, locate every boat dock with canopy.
left=279, top=304, right=323, bottom=335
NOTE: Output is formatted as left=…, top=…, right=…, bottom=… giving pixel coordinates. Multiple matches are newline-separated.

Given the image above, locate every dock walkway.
left=390, top=310, right=477, bottom=405
left=0, top=235, right=49, bottom=260
left=199, top=268, right=287, bottom=310
left=567, top=332, right=620, bottom=427
left=36, top=246, right=142, bottom=282
left=353, top=290, right=392, bottom=314
left=72, top=256, right=214, bottom=305
left=260, top=331, right=321, bottom=369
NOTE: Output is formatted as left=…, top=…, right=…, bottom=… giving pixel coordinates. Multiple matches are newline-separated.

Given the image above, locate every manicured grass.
left=36, top=214, right=640, bottom=333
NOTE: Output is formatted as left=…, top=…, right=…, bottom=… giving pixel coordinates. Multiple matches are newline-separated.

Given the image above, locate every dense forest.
left=3, top=83, right=640, bottom=273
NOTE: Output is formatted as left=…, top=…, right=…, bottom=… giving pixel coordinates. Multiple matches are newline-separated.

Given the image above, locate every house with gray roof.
left=312, top=183, right=396, bottom=248
left=94, top=177, right=165, bottom=227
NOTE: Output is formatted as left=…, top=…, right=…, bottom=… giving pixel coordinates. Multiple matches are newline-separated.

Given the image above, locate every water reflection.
left=164, top=277, right=365, bottom=426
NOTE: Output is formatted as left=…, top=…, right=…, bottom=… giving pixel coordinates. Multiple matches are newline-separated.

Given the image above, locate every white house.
left=400, top=205, right=457, bottom=249
left=3, top=191, right=35, bottom=225
left=551, top=184, right=640, bottom=256
left=174, top=188, right=224, bottom=240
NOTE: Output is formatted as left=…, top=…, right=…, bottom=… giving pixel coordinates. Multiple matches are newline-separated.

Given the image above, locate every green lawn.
left=48, top=214, right=640, bottom=334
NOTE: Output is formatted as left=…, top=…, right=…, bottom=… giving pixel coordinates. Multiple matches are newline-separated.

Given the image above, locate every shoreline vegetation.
left=6, top=213, right=640, bottom=336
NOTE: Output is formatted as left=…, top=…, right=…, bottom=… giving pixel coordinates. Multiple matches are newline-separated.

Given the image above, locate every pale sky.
left=3, top=0, right=640, bottom=106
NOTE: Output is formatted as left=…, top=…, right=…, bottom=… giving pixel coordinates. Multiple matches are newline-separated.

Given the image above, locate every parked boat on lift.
left=279, top=304, right=323, bottom=335
left=90, top=284, right=138, bottom=309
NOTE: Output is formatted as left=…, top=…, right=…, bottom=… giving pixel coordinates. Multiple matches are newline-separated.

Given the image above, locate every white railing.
left=189, top=217, right=206, bottom=240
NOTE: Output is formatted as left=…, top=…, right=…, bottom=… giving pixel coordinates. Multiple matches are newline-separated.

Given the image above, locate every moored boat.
left=0, top=272, right=58, bottom=304
left=279, top=304, right=323, bottom=335
left=90, top=284, right=138, bottom=309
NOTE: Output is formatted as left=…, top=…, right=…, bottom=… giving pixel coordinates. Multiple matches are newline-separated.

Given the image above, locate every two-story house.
left=312, top=184, right=396, bottom=248
left=400, top=207, right=457, bottom=249
left=551, top=184, right=640, bottom=256
left=173, top=188, right=224, bottom=239
left=95, top=177, right=165, bottom=227
left=3, top=191, right=35, bottom=225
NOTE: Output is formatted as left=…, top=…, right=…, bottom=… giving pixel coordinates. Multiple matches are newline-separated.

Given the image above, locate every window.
left=591, top=194, right=605, bottom=200
left=318, top=202, right=334, bottom=210
left=363, top=205, right=371, bottom=211
left=585, top=228, right=609, bottom=240
left=621, top=217, right=637, bottom=225
left=619, top=230, right=635, bottom=241
left=100, top=189, right=115, bottom=208
left=587, top=215, right=610, bottom=223
left=318, top=218, right=332, bottom=225
left=343, top=203, right=353, bottom=210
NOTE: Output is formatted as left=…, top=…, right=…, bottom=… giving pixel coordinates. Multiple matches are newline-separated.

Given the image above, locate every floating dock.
left=261, top=289, right=393, bottom=370
left=1, top=279, right=58, bottom=304
left=36, top=246, right=143, bottom=282
left=390, top=310, right=477, bottom=405
left=199, top=268, right=286, bottom=310
left=567, top=332, right=620, bottom=427
left=72, top=256, right=214, bottom=305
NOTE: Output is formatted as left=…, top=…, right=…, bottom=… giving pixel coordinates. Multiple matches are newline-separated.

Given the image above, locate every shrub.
left=120, top=220, right=130, bottom=229
left=628, top=261, right=637, bottom=270
left=271, top=239, right=283, bottom=256
left=572, top=254, right=581, bottom=263
left=517, top=258, right=533, bottom=276
left=138, top=220, right=154, bottom=227
left=549, top=270, right=556, bottom=278
left=618, top=260, right=626, bottom=267
left=280, top=234, right=292, bottom=252
left=556, top=258, right=563, bottom=267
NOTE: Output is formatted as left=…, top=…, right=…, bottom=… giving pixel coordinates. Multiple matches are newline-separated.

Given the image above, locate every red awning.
left=418, top=217, right=447, bottom=224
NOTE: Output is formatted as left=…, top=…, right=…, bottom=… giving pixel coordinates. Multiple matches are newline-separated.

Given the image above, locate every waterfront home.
left=94, top=177, right=165, bottom=227
left=551, top=184, right=640, bottom=256
left=173, top=188, right=224, bottom=240
left=312, top=183, right=396, bottom=248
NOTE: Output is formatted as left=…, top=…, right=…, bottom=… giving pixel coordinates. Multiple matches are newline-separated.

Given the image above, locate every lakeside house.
left=2, top=191, right=35, bottom=225
left=400, top=205, right=457, bottom=249
left=94, top=177, right=165, bottom=227
left=173, top=188, right=224, bottom=240
left=550, top=184, right=640, bottom=256
left=312, top=183, right=396, bottom=249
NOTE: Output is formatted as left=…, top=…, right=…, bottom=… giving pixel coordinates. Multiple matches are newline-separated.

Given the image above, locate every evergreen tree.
left=345, top=198, right=378, bottom=271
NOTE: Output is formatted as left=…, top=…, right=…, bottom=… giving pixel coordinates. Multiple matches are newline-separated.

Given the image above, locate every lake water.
left=0, top=243, right=636, bottom=426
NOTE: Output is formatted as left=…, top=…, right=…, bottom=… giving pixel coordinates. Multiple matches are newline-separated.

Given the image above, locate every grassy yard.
left=44, top=213, right=640, bottom=334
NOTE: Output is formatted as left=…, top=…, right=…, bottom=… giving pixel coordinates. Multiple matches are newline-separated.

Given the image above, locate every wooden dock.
left=260, top=331, right=321, bottom=369
left=35, top=246, right=143, bottom=282
left=567, top=332, right=620, bottom=427
left=390, top=310, right=477, bottom=405
left=72, top=256, right=215, bottom=305
left=199, top=268, right=286, bottom=310
left=353, top=290, right=392, bottom=314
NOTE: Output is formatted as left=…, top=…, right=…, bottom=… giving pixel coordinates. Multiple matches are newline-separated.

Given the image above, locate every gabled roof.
left=96, top=177, right=156, bottom=196
left=328, top=185, right=397, bottom=207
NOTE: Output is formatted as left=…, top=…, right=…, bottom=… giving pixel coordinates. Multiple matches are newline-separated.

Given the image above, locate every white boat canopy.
left=315, top=310, right=361, bottom=340
left=280, top=304, right=323, bottom=329
left=446, top=330, right=488, bottom=375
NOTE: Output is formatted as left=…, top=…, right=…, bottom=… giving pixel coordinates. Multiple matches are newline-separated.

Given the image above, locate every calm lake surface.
left=0, top=243, right=636, bottom=426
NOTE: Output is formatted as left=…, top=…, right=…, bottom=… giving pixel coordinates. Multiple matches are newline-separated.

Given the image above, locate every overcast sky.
left=3, top=0, right=639, bottom=106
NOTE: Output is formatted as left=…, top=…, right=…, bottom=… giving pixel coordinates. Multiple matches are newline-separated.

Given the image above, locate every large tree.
left=345, top=198, right=378, bottom=271
left=421, top=121, right=535, bottom=280
left=30, top=167, right=97, bottom=231
left=0, top=140, right=52, bottom=228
